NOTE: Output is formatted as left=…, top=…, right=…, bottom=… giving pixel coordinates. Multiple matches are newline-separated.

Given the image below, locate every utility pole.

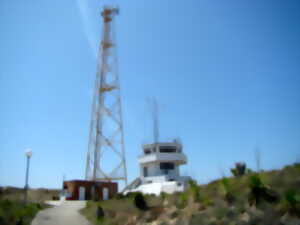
left=85, top=6, right=128, bottom=186
left=24, top=149, right=32, bottom=204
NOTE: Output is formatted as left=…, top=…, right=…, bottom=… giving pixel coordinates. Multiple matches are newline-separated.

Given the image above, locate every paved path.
left=31, top=201, right=91, bottom=225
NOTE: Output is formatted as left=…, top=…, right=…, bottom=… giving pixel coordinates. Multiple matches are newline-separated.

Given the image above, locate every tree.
left=230, top=162, right=246, bottom=177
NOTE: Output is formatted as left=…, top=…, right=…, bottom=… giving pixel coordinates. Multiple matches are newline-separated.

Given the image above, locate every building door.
left=102, top=187, right=109, bottom=200
left=79, top=186, right=85, bottom=200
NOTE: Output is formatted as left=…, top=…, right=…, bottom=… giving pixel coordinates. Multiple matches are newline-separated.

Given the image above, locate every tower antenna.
left=85, top=6, right=128, bottom=186
left=152, top=98, right=159, bottom=143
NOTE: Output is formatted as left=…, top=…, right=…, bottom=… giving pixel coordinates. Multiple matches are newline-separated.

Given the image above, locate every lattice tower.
left=85, top=6, right=127, bottom=186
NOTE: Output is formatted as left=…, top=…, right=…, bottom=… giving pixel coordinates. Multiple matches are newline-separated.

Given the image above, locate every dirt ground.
left=31, top=201, right=91, bottom=225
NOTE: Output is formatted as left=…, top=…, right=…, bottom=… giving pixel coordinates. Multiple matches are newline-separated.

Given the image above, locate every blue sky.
left=1, top=0, right=300, bottom=189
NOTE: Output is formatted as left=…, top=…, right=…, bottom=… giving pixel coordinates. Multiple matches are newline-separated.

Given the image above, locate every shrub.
left=230, top=162, right=246, bottom=177
left=160, top=192, right=168, bottom=200
left=96, top=206, right=105, bottom=220
left=263, top=188, right=279, bottom=203
left=201, top=197, right=213, bottom=209
left=114, top=193, right=124, bottom=200
left=220, top=178, right=230, bottom=193
left=86, top=201, right=93, bottom=208
left=125, top=192, right=140, bottom=199
left=248, top=174, right=263, bottom=205
left=36, top=203, right=42, bottom=209
left=188, top=180, right=201, bottom=202
left=133, top=193, right=148, bottom=210
left=220, top=178, right=235, bottom=204
left=177, top=192, right=188, bottom=209
left=248, top=174, right=278, bottom=206
left=283, top=189, right=300, bottom=215
left=16, top=217, right=23, bottom=225
left=0, top=216, right=6, bottom=225
left=52, top=196, right=59, bottom=200
left=189, top=213, right=210, bottom=225
left=0, top=199, right=12, bottom=211
left=0, top=200, right=41, bottom=225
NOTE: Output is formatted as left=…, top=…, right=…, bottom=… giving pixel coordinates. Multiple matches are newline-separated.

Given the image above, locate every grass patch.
left=81, top=199, right=141, bottom=225
left=0, top=199, right=45, bottom=225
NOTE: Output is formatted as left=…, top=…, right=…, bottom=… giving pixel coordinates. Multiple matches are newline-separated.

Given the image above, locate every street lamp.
left=24, top=148, right=32, bottom=204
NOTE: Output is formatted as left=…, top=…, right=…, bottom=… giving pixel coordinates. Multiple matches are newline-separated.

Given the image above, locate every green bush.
left=283, top=189, right=300, bottom=215
left=188, top=180, right=201, bottom=202
left=96, top=206, right=105, bottom=221
left=86, top=201, right=93, bottom=208
left=177, top=192, right=188, bottom=209
left=201, top=197, right=213, bottom=209
left=114, top=193, right=124, bottom=200
left=125, top=191, right=141, bottom=199
left=220, top=178, right=235, bottom=204
left=160, top=192, right=168, bottom=200
left=0, top=200, right=41, bottom=225
left=248, top=174, right=278, bottom=206
left=230, top=162, right=246, bottom=177
left=133, top=193, right=148, bottom=211
left=220, top=178, right=230, bottom=193
left=0, top=216, right=6, bottom=225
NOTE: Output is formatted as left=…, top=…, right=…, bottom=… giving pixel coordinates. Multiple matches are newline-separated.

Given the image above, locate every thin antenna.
left=151, top=98, right=159, bottom=143
left=254, top=145, right=261, bottom=172
left=61, top=174, right=66, bottom=196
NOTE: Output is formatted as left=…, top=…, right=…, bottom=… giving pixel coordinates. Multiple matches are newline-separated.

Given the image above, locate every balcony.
left=138, top=153, right=187, bottom=165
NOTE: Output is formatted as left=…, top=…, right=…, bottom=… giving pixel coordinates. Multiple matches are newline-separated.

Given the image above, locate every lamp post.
left=24, top=148, right=32, bottom=204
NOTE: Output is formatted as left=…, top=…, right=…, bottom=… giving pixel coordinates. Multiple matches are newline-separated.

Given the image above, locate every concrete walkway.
left=31, top=201, right=91, bottom=225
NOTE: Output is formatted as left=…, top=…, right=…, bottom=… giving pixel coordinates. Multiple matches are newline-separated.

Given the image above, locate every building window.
left=143, top=167, right=148, bottom=177
left=159, top=146, right=176, bottom=153
left=144, top=149, right=151, bottom=154
left=160, top=162, right=174, bottom=170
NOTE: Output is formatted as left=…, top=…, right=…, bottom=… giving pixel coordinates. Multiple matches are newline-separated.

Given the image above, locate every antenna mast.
left=152, top=98, right=159, bottom=143
left=85, top=6, right=128, bottom=186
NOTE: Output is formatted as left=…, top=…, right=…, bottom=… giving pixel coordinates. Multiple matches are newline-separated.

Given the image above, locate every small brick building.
left=63, top=180, right=118, bottom=201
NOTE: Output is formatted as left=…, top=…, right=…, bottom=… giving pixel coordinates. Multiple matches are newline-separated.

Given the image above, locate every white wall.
left=129, top=181, right=186, bottom=196
left=144, top=176, right=167, bottom=183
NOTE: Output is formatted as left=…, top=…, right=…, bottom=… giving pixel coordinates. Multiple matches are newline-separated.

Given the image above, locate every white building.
left=123, top=141, right=190, bottom=195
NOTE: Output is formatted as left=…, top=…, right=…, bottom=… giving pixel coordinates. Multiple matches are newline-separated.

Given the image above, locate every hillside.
left=81, top=163, right=300, bottom=225
left=0, top=186, right=60, bottom=203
